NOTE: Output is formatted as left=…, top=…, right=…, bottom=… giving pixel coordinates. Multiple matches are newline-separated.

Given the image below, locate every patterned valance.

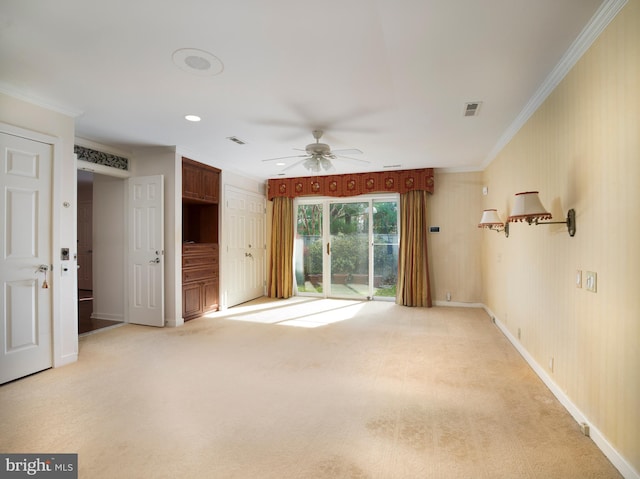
left=267, top=168, right=434, bottom=200
left=74, top=145, right=129, bottom=170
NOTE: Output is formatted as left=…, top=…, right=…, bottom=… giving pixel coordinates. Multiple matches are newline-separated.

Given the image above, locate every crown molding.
left=437, top=166, right=484, bottom=174
left=0, top=82, right=84, bottom=118
left=482, top=0, right=628, bottom=169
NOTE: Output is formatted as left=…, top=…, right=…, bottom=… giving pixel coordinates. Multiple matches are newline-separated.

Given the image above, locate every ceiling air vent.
left=464, top=101, right=482, bottom=117
left=227, top=136, right=246, bottom=145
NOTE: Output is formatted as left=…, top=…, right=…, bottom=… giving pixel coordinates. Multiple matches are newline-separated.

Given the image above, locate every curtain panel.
left=267, top=168, right=434, bottom=200
left=397, top=190, right=432, bottom=307
left=268, top=196, right=294, bottom=299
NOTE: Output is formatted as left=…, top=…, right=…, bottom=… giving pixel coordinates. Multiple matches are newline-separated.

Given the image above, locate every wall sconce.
left=507, top=191, right=576, bottom=236
left=478, top=209, right=509, bottom=237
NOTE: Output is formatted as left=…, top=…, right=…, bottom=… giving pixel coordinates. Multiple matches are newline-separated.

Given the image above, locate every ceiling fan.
left=262, top=130, right=368, bottom=173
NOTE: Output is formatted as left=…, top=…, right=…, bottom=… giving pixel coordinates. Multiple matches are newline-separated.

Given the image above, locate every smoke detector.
left=172, top=48, right=224, bottom=76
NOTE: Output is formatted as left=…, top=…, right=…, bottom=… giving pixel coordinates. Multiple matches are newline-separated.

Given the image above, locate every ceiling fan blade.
left=331, top=148, right=363, bottom=155
left=262, top=154, right=307, bottom=162
left=282, top=159, right=308, bottom=172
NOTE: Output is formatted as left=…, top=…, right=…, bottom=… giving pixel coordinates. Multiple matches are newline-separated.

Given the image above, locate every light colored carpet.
left=0, top=298, right=621, bottom=478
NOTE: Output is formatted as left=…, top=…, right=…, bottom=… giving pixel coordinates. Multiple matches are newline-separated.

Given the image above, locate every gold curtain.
left=397, top=190, right=432, bottom=307
left=268, top=196, right=294, bottom=298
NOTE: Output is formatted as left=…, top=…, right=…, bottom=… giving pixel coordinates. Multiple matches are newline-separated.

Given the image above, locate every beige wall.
left=92, top=174, right=126, bottom=321
left=428, top=170, right=484, bottom=305
left=482, top=0, right=639, bottom=474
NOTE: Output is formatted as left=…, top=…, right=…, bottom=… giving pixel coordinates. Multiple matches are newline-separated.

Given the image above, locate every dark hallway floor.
left=78, top=290, right=122, bottom=335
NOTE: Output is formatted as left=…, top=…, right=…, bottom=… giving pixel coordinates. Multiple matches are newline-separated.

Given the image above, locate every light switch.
left=585, top=271, right=597, bottom=292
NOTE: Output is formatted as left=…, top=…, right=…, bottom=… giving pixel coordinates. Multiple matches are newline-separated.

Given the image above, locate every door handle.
left=326, top=242, right=330, bottom=255
left=37, top=264, right=49, bottom=273
left=245, top=252, right=253, bottom=258
left=149, top=258, right=160, bottom=264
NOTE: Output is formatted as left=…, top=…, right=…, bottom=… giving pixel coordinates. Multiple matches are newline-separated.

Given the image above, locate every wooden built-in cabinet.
left=183, top=158, right=219, bottom=203
left=182, top=157, right=220, bottom=321
left=182, top=243, right=219, bottom=320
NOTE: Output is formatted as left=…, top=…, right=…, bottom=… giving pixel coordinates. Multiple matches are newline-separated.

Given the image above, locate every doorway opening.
left=77, top=170, right=125, bottom=334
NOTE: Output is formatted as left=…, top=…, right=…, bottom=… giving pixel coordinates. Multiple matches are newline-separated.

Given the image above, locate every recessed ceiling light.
left=185, top=115, right=201, bottom=122
left=172, top=48, right=224, bottom=76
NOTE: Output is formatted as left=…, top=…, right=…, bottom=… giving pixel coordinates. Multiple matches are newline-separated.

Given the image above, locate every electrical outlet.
left=580, top=422, right=590, bottom=437
left=549, top=357, right=554, bottom=372
left=576, top=270, right=582, bottom=288
left=585, top=271, right=597, bottom=293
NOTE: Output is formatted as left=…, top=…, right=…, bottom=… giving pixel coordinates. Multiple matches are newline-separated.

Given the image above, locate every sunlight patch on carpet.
left=216, top=298, right=366, bottom=328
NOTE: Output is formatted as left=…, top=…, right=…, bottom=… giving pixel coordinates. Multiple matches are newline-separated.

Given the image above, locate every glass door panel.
left=295, top=203, right=324, bottom=294
left=329, top=201, right=369, bottom=299
left=372, top=200, right=399, bottom=298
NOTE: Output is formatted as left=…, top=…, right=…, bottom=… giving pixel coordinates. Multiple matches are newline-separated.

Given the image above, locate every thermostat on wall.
left=429, top=226, right=440, bottom=233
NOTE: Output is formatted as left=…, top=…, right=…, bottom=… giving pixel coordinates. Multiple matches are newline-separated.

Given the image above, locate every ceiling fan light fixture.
left=320, top=157, right=332, bottom=170
left=303, top=158, right=321, bottom=173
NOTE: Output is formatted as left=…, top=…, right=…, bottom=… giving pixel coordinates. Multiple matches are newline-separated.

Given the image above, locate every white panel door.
left=127, top=175, right=164, bottom=327
left=0, top=132, right=53, bottom=384
left=226, top=187, right=266, bottom=307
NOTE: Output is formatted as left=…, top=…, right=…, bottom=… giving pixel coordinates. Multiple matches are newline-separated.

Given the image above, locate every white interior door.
left=127, top=175, right=164, bottom=327
left=0, top=132, right=53, bottom=384
left=226, top=187, right=266, bottom=307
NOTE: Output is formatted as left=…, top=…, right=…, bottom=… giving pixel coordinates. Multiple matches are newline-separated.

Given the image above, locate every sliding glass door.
left=295, top=195, right=398, bottom=300
left=329, top=201, right=370, bottom=298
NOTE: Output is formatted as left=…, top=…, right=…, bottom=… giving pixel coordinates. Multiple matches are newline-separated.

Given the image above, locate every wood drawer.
left=183, top=266, right=218, bottom=283
left=183, top=243, right=217, bottom=256
left=183, top=254, right=216, bottom=268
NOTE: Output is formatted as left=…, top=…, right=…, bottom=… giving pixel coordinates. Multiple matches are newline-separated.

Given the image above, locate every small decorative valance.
left=74, top=145, right=129, bottom=170
left=267, top=168, right=434, bottom=200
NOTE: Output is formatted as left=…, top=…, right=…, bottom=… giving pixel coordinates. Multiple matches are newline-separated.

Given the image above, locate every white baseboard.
left=166, top=317, right=184, bottom=328
left=90, top=312, right=123, bottom=321
left=482, top=305, right=639, bottom=479
left=433, top=300, right=484, bottom=308
left=54, top=353, right=78, bottom=368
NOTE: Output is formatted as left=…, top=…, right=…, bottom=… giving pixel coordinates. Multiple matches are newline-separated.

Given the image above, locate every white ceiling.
left=0, top=0, right=606, bottom=181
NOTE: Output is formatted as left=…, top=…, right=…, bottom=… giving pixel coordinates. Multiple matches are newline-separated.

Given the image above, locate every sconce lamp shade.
left=478, top=209, right=509, bottom=236
left=478, top=209, right=504, bottom=228
left=508, top=191, right=552, bottom=223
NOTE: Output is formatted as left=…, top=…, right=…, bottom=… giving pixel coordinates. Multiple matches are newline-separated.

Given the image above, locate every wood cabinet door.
left=202, top=169, right=219, bottom=203
left=203, top=279, right=219, bottom=312
left=182, top=163, right=203, bottom=200
left=183, top=283, right=203, bottom=319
